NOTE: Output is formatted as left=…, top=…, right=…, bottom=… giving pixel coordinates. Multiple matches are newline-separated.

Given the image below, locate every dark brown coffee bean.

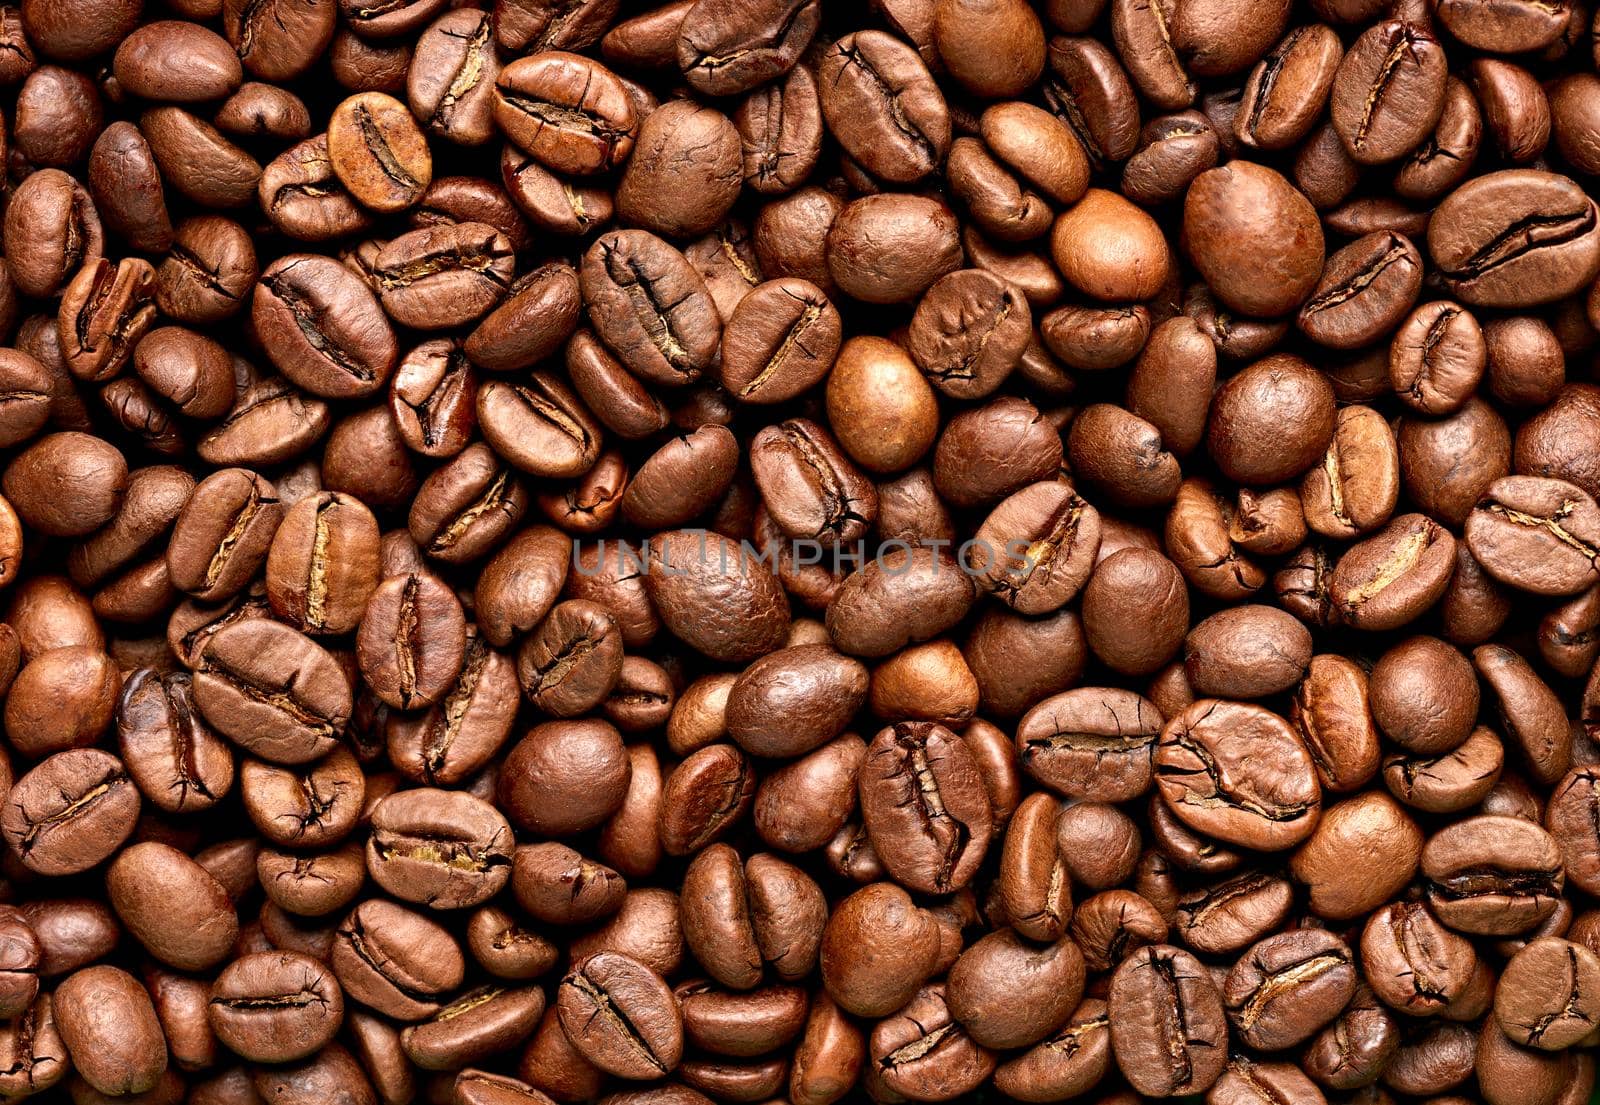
left=858, top=721, right=993, bottom=895
left=826, top=545, right=974, bottom=659
left=1431, top=170, right=1600, bottom=308
left=1107, top=945, right=1227, bottom=1097
left=1184, top=605, right=1311, bottom=699
left=116, top=667, right=234, bottom=814
left=827, top=193, right=963, bottom=306
left=193, top=619, right=349, bottom=764
left=332, top=898, right=463, bottom=1022
left=1183, top=161, right=1323, bottom=317
left=1298, top=231, right=1422, bottom=349
left=54, top=965, right=165, bottom=1097
left=557, top=951, right=683, bottom=1079
left=720, top=279, right=839, bottom=404
left=2, top=749, right=139, bottom=876
left=1494, top=936, right=1600, bottom=1050
left=1329, top=513, right=1456, bottom=630
left=870, top=983, right=995, bottom=1100
left=817, top=31, right=949, bottom=184
left=1422, top=814, right=1565, bottom=936
left=1222, top=929, right=1355, bottom=1050
left=254, top=254, right=398, bottom=400
left=57, top=259, right=158, bottom=385
left=1156, top=699, right=1321, bottom=850
left=516, top=599, right=622, bottom=718
left=367, top=787, right=513, bottom=910
left=265, top=491, right=380, bottom=636
left=357, top=571, right=466, bottom=711
left=209, top=951, right=342, bottom=1064
left=1359, top=900, right=1476, bottom=1014
left=1466, top=476, right=1600, bottom=596
left=972, top=481, right=1100, bottom=615
left=372, top=224, right=514, bottom=331
left=581, top=230, right=721, bottom=388
left=495, top=52, right=637, bottom=175
left=646, top=530, right=790, bottom=664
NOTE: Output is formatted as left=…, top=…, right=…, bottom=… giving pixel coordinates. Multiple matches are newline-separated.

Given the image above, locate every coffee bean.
left=1422, top=814, right=1565, bottom=936
left=1222, top=930, right=1356, bottom=1050
left=1330, top=20, right=1447, bottom=164
left=1156, top=699, right=1321, bottom=850
left=192, top=618, right=349, bottom=764
left=1183, top=161, right=1324, bottom=317
left=265, top=491, right=380, bottom=635
left=1108, top=945, right=1228, bottom=1096
left=106, top=840, right=237, bottom=971
left=367, top=787, right=513, bottom=909
left=557, top=950, right=683, bottom=1079
left=1431, top=170, right=1600, bottom=308
left=858, top=721, right=993, bottom=895
left=1359, top=900, right=1476, bottom=1015
left=0, top=748, right=138, bottom=877
left=254, top=254, right=398, bottom=400
left=357, top=571, right=466, bottom=710
left=54, top=965, right=166, bottom=1096
left=494, top=52, right=637, bottom=176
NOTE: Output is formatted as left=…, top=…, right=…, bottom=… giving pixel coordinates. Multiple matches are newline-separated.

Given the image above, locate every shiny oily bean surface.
left=4, top=1, right=1600, bottom=1102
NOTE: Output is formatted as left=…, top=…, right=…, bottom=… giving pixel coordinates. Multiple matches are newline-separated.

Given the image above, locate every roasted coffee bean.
left=265, top=491, right=380, bottom=635
left=857, top=721, right=993, bottom=895
left=372, top=223, right=514, bottom=331
left=1299, top=231, right=1421, bottom=349
left=870, top=982, right=996, bottom=1099
left=167, top=469, right=282, bottom=604
left=1360, top=900, right=1476, bottom=1015
left=389, top=339, right=478, bottom=458
left=1222, top=929, right=1356, bottom=1050
left=495, top=51, right=636, bottom=175
left=193, top=619, right=349, bottom=764
left=622, top=424, right=737, bottom=530
left=1330, top=513, right=1457, bottom=630
left=1156, top=699, right=1321, bottom=851
left=817, top=31, right=949, bottom=184
left=254, top=254, right=398, bottom=400
left=53, top=965, right=165, bottom=1097
left=557, top=951, right=683, bottom=1079
left=2, top=749, right=139, bottom=876
left=720, top=278, right=839, bottom=404
left=1430, top=170, right=1600, bottom=308
left=1330, top=20, right=1447, bottom=164
left=1494, top=936, right=1600, bottom=1050
left=581, top=230, right=721, bottom=388
left=908, top=269, right=1031, bottom=401
left=357, top=571, right=466, bottom=710
left=367, top=787, right=513, bottom=909
left=750, top=419, right=876, bottom=546
left=116, top=668, right=234, bottom=814
left=1108, top=945, right=1228, bottom=1097
left=1183, top=161, right=1324, bottom=317
left=1422, top=814, right=1565, bottom=936
left=210, top=951, right=343, bottom=1063
left=516, top=599, right=622, bottom=717
left=240, top=746, right=364, bottom=848
left=332, top=898, right=463, bottom=1022
left=1466, top=476, right=1600, bottom=596
left=327, top=92, right=432, bottom=213
left=1017, top=686, right=1160, bottom=802
left=58, top=259, right=158, bottom=385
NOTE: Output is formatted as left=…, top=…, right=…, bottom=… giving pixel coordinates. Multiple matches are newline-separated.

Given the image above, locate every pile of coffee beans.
left=7, top=0, right=1600, bottom=1103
